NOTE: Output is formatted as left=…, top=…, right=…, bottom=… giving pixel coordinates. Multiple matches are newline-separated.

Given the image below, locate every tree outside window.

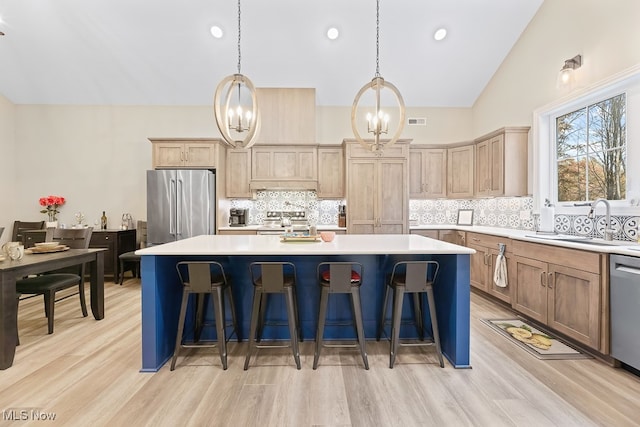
left=556, top=94, right=626, bottom=202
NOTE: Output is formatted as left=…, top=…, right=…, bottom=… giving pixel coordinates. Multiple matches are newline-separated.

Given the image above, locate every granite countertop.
left=411, top=224, right=640, bottom=257
left=137, top=234, right=475, bottom=256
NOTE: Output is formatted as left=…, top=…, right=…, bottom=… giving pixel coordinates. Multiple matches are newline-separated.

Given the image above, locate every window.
left=555, top=94, right=626, bottom=202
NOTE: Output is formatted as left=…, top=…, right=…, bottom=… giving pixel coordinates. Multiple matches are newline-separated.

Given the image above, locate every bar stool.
left=171, top=261, right=239, bottom=371
left=244, top=262, right=301, bottom=370
left=377, top=260, right=444, bottom=369
left=314, top=262, right=368, bottom=370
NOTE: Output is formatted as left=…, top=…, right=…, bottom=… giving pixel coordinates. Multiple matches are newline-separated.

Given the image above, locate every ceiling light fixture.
left=557, top=54, right=582, bottom=89
left=351, top=0, right=405, bottom=153
left=213, top=0, right=260, bottom=148
left=434, top=28, right=447, bottom=41
left=210, top=25, right=223, bottom=39
left=327, top=27, right=339, bottom=40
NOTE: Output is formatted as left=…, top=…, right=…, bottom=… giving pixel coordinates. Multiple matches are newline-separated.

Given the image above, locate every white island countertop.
left=137, top=234, right=475, bottom=256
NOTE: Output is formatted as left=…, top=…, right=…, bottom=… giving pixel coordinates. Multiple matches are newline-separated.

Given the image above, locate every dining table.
left=0, top=248, right=105, bottom=369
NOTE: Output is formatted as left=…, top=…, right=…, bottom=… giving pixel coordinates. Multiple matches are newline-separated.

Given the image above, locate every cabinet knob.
left=540, top=271, right=546, bottom=286
left=547, top=272, right=553, bottom=288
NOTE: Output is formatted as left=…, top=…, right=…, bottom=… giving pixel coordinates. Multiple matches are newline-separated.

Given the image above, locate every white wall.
left=0, top=94, right=16, bottom=244
left=472, top=0, right=640, bottom=135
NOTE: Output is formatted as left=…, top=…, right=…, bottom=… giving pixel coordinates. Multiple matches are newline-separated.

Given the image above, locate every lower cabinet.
left=466, top=232, right=513, bottom=304
left=89, top=230, right=136, bottom=281
left=512, top=240, right=603, bottom=350
left=438, top=229, right=466, bottom=246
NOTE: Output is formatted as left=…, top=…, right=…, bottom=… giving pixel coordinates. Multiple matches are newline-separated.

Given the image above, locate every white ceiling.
left=0, top=0, right=543, bottom=107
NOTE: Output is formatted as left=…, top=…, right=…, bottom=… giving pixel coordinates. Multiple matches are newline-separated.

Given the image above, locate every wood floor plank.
left=1, top=279, right=639, bottom=427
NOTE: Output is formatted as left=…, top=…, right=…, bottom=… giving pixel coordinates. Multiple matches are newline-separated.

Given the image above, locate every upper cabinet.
left=150, top=138, right=222, bottom=169
left=317, top=146, right=344, bottom=198
left=256, top=88, right=316, bottom=145
left=475, top=127, right=529, bottom=197
left=226, top=148, right=252, bottom=198
left=409, top=147, right=447, bottom=199
left=447, top=144, right=475, bottom=198
left=249, top=145, right=318, bottom=190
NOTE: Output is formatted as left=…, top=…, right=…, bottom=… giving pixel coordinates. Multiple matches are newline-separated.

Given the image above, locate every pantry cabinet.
left=345, top=140, right=409, bottom=234
left=511, top=240, right=602, bottom=350
left=150, top=138, right=221, bottom=169
left=409, top=147, right=447, bottom=199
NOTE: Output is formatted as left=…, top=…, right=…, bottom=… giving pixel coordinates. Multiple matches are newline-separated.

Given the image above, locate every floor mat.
left=482, top=318, right=593, bottom=360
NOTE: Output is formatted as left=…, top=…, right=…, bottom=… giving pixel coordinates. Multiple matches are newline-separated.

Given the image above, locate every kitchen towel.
left=539, top=206, right=555, bottom=233
left=493, top=252, right=508, bottom=288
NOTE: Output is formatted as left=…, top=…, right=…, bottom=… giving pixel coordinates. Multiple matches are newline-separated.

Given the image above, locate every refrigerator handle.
left=170, top=178, right=176, bottom=236
left=177, top=178, right=183, bottom=236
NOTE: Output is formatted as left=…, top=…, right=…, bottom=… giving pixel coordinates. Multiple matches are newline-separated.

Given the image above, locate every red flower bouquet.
left=39, top=195, right=66, bottom=221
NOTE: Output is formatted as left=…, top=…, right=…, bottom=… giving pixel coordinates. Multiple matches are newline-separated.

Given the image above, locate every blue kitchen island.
left=137, top=234, right=474, bottom=372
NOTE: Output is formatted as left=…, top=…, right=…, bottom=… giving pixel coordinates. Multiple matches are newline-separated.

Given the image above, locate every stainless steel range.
left=257, top=211, right=309, bottom=235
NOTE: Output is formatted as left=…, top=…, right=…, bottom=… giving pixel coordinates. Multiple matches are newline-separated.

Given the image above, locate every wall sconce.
left=557, top=54, right=582, bottom=89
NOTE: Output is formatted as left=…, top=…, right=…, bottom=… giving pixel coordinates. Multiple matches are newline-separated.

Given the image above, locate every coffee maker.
left=229, top=208, right=248, bottom=227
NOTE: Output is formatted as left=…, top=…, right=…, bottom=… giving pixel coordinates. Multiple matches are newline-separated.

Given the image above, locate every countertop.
left=218, top=225, right=347, bottom=231
left=411, top=224, right=640, bottom=257
left=137, top=234, right=475, bottom=256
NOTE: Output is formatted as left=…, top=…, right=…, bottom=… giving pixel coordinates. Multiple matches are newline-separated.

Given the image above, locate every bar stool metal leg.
left=390, top=285, right=405, bottom=368
left=350, top=287, right=369, bottom=370
left=313, top=286, right=330, bottom=369
left=377, top=285, right=391, bottom=341
left=285, top=287, right=301, bottom=369
left=211, top=287, right=228, bottom=370
left=244, top=287, right=263, bottom=370
left=170, top=288, right=190, bottom=371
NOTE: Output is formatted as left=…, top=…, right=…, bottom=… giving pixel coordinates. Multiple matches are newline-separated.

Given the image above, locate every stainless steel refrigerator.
left=146, top=169, right=216, bottom=245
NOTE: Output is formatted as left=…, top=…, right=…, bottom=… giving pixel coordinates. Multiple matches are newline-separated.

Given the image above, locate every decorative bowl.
left=320, top=231, right=336, bottom=242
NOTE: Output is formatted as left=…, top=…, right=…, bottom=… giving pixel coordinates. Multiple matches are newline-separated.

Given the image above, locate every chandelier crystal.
left=351, top=0, right=405, bottom=153
left=214, top=0, right=260, bottom=148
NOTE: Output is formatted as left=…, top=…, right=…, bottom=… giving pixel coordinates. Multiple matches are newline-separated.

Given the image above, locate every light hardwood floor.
left=2, top=279, right=640, bottom=427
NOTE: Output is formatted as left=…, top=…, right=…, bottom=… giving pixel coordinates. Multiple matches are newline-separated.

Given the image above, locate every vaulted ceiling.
left=0, top=0, right=543, bottom=107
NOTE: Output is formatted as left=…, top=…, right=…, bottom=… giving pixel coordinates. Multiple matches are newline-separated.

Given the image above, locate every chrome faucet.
left=588, top=198, right=614, bottom=240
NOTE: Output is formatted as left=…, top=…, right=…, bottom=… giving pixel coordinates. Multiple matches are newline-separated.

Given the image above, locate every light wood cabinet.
left=317, top=146, right=344, bottom=198
left=250, top=145, right=317, bottom=190
left=150, top=138, right=221, bottom=169
left=226, top=148, right=252, bottom=198
left=218, top=229, right=256, bottom=235
left=438, top=229, right=466, bottom=246
left=466, top=232, right=513, bottom=304
left=256, top=88, right=316, bottom=145
left=475, top=127, right=529, bottom=197
left=345, top=140, right=409, bottom=234
left=410, top=229, right=439, bottom=239
left=512, top=240, right=603, bottom=350
left=447, top=144, right=474, bottom=198
left=409, top=147, right=447, bottom=199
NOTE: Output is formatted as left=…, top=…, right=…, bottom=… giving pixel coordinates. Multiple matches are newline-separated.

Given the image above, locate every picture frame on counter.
left=456, top=209, right=474, bottom=226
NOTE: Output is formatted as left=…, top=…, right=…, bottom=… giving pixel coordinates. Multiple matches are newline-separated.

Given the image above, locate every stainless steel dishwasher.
left=610, top=254, right=640, bottom=371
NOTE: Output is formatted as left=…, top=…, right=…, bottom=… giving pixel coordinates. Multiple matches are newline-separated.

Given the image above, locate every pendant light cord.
left=237, top=0, right=242, bottom=74
left=375, top=0, right=380, bottom=77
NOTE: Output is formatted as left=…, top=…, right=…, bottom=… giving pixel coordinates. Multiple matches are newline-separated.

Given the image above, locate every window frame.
left=533, top=64, right=640, bottom=215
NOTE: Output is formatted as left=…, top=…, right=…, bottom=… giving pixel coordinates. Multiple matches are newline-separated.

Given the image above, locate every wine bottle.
left=101, top=211, right=108, bottom=230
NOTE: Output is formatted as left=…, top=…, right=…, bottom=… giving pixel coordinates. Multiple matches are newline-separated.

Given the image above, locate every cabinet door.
left=439, top=229, right=465, bottom=245
left=89, top=232, right=116, bottom=276
left=377, top=159, right=407, bottom=234
left=488, top=135, right=504, bottom=195
left=447, top=145, right=474, bottom=198
left=154, top=142, right=185, bottom=167
left=512, top=256, right=547, bottom=323
left=547, top=264, right=601, bottom=348
left=252, top=146, right=317, bottom=181
left=317, top=148, right=344, bottom=198
left=185, top=143, right=216, bottom=168
left=467, top=243, right=489, bottom=292
left=409, top=149, right=426, bottom=198
left=475, top=140, right=490, bottom=196
left=424, top=149, right=447, bottom=198
left=347, top=160, right=376, bottom=234
left=226, top=149, right=252, bottom=198
left=411, top=229, right=439, bottom=239
left=486, top=249, right=513, bottom=304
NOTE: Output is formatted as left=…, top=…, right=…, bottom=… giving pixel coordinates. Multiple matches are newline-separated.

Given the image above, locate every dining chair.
left=16, top=227, right=93, bottom=334
left=11, top=220, right=46, bottom=245
left=118, top=220, right=147, bottom=285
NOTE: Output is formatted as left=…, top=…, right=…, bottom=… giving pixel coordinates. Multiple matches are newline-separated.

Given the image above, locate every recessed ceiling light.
left=210, top=25, right=223, bottom=39
left=434, top=28, right=447, bottom=41
left=327, top=27, right=339, bottom=40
